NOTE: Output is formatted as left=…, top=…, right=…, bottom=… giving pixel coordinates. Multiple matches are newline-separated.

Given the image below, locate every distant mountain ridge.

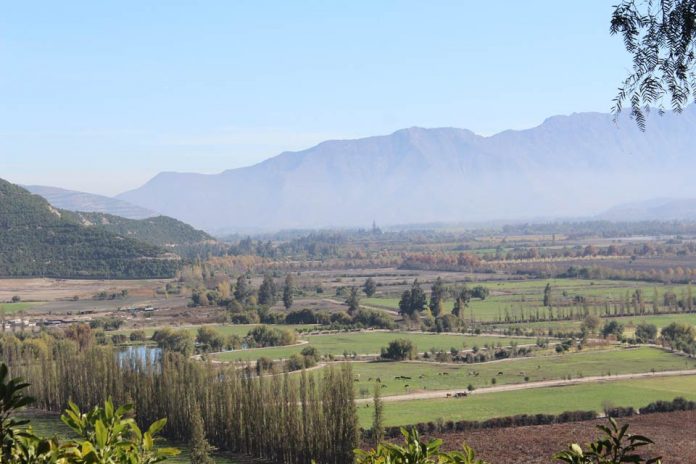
left=25, top=185, right=157, bottom=219
left=117, top=106, right=696, bottom=232
left=598, top=198, right=696, bottom=221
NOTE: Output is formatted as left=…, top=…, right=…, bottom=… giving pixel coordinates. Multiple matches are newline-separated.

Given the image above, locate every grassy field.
left=117, top=323, right=317, bottom=339
left=356, top=374, right=696, bottom=427
left=213, top=332, right=533, bottom=362
left=365, top=278, right=694, bottom=323
left=499, top=312, right=696, bottom=335
left=0, top=302, right=35, bottom=314
left=350, top=346, right=696, bottom=397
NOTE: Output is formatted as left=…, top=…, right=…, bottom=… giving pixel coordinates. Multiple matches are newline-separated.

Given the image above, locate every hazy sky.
left=0, top=1, right=629, bottom=195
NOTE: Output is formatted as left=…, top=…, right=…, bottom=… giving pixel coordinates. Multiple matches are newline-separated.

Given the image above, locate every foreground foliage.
left=556, top=417, right=661, bottom=464
left=355, top=428, right=486, bottom=464
left=0, top=363, right=178, bottom=463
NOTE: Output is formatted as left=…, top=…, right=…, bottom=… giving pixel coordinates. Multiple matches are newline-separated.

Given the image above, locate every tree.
left=346, top=287, right=361, bottom=315
left=380, top=339, right=416, bottom=361
left=189, top=403, right=215, bottom=464
left=258, top=274, right=277, bottom=307
left=398, top=280, right=427, bottom=318
left=470, top=286, right=489, bottom=300
left=363, top=277, right=377, bottom=297
left=580, top=314, right=601, bottom=335
left=660, top=322, right=695, bottom=351
left=601, top=320, right=625, bottom=339
left=635, top=322, right=658, bottom=344
left=543, top=283, right=552, bottom=307
left=196, top=327, right=225, bottom=352
left=452, top=287, right=471, bottom=318
left=283, top=274, right=294, bottom=309
left=234, top=275, right=251, bottom=305
left=372, top=383, right=384, bottom=444
left=611, top=0, right=696, bottom=129
left=429, top=277, right=446, bottom=317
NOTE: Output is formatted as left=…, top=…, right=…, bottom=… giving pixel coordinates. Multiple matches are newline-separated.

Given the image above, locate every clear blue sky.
left=0, top=1, right=629, bottom=195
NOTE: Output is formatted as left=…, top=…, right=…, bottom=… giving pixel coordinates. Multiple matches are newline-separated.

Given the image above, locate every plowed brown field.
left=424, top=411, right=696, bottom=463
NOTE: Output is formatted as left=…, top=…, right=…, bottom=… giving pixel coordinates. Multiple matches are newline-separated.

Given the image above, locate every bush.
left=286, top=308, right=317, bottom=324
left=245, top=325, right=297, bottom=348
left=380, top=339, right=416, bottom=361
left=352, top=309, right=396, bottom=329
left=602, top=320, right=624, bottom=339
left=229, top=311, right=260, bottom=324
left=129, top=330, right=146, bottom=342
left=111, top=334, right=128, bottom=345
left=634, top=322, right=658, bottom=343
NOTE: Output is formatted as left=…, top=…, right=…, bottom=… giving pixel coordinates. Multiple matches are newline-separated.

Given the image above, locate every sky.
left=0, top=1, right=630, bottom=196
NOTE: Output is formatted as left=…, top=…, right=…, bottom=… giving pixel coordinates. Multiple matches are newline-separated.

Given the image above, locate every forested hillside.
left=67, top=212, right=213, bottom=246
left=0, top=179, right=179, bottom=278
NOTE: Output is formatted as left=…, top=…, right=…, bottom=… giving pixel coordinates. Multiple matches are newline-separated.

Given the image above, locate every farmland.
left=6, top=222, right=696, bottom=461
left=350, top=346, right=696, bottom=397
left=213, top=331, right=533, bottom=362
left=356, top=374, right=696, bottom=427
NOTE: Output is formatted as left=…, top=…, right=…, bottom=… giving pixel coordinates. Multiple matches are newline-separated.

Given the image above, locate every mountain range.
left=90, top=106, right=696, bottom=232
left=597, top=198, right=696, bottom=222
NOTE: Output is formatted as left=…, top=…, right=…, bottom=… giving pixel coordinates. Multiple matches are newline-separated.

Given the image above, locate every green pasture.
left=0, top=302, right=35, bottom=314
left=350, top=346, right=695, bottom=397
left=366, top=278, right=695, bottom=323
left=500, top=312, right=696, bottom=334
left=213, top=332, right=532, bottom=362
left=117, top=323, right=317, bottom=339
left=357, top=374, right=696, bottom=427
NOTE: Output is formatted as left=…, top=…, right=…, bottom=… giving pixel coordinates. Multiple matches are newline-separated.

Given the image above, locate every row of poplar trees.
left=1, top=335, right=358, bottom=463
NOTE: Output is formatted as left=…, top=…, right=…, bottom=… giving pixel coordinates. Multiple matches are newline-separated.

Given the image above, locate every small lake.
left=117, top=345, right=162, bottom=365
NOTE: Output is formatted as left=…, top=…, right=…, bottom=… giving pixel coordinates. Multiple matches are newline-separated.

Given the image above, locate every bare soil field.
left=429, top=410, right=696, bottom=463
left=0, top=278, right=171, bottom=303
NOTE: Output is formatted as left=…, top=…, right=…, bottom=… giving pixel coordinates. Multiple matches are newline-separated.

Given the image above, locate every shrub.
left=129, top=330, right=146, bottom=342
left=380, top=339, right=417, bottom=361
left=286, top=308, right=317, bottom=324
left=245, top=325, right=297, bottom=348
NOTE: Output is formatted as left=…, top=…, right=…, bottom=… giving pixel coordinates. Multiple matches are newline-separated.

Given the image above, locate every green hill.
left=0, top=179, right=180, bottom=278
left=67, top=212, right=213, bottom=247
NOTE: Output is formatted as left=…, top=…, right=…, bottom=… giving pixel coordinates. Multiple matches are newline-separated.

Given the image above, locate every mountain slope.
left=598, top=198, right=696, bottom=221
left=66, top=212, right=213, bottom=247
left=24, top=185, right=156, bottom=219
left=117, top=106, right=696, bottom=232
left=0, top=179, right=179, bottom=278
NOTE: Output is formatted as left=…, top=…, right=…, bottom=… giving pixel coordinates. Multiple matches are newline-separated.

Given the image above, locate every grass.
left=500, top=312, right=696, bottom=335
left=357, top=374, right=696, bottom=427
left=213, top=332, right=532, bottom=362
left=350, top=346, right=696, bottom=397
left=117, top=323, right=317, bottom=339
left=365, top=279, right=696, bottom=323
left=0, top=302, right=35, bottom=314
